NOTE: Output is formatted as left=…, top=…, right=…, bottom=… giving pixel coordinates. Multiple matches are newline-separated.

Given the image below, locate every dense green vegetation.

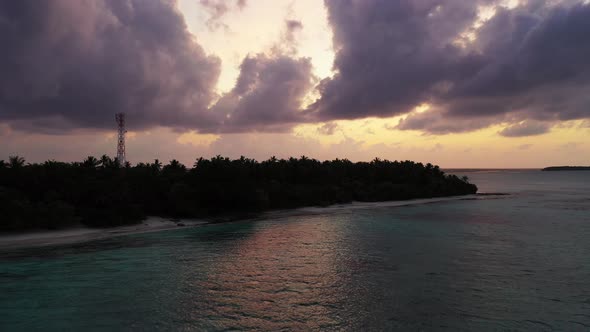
left=0, top=155, right=477, bottom=231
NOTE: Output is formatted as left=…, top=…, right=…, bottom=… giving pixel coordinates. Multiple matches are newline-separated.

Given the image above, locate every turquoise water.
left=1, top=170, right=590, bottom=331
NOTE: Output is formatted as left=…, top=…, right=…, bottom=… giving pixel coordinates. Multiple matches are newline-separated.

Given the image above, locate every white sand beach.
left=0, top=217, right=208, bottom=250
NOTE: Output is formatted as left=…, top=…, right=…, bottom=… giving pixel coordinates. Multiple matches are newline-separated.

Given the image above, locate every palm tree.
left=193, top=157, right=205, bottom=168
left=42, top=160, right=61, bottom=168
left=163, top=160, right=186, bottom=181
left=165, top=159, right=186, bottom=171
left=8, top=155, right=25, bottom=168
left=99, top=155, right=112, bottom=168
left=83, top=156, right=100, bottom=168
left=151, top=159, right=162, bottom=172
left=112, top=158, right=122, bottom=169
left=135, top=162, right=150, bottom=168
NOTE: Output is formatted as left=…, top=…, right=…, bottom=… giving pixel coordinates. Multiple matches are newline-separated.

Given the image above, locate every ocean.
left=1, top=170, right=589, bottom=331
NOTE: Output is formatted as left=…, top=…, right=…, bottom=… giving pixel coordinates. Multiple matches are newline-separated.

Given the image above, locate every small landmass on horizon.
left=542, top=166, right=590, bottom=171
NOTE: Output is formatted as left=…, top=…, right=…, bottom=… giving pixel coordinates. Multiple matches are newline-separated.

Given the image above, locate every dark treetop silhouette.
left=0, top=155, right=477, bottom=231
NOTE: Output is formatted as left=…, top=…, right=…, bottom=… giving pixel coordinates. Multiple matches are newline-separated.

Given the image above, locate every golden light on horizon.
left=178, top=131, right=220, bottom=147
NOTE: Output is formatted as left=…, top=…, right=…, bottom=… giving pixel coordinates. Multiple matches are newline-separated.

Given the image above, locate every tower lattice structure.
left=115, top=113, right=127, bottom=165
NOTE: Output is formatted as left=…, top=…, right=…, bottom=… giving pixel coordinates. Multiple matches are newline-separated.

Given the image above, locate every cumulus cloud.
left=201, top=19, right=316, bottom=133
left=0, top=0, right=221, bottom=132
left=396, top=108, right=499, bottom=134
left=285, top=20, right=303, bottom=44
left=207, top=53, right=315, bottom=133
left=307, top=0, right=590, bottom=134
left=199, top=0, right=247, bottom=31
left=498, top=121, right=551, bottom=137
left=2, top=0, right=590, bottom=138
left=269, top=19, right=305, bottom=56
left=317, top=122, right=339, bottom=135
left=0, top=0, right=313, bottom=135
left=307, top=0, right=487, bottom=120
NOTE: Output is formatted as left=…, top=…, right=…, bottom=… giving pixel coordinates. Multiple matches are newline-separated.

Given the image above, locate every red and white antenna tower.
left=115, top=113, right=127, bottom=165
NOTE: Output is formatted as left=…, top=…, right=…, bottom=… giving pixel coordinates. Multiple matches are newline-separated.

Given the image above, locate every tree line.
left=0, top=155, right=477, bottom=231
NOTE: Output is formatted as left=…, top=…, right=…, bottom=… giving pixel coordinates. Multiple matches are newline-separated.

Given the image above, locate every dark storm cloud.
left=308, top=0, right=488, bottom=120
left=445, top=1, right=590, bottom=120
left=0, top=0, right=315, bottom=134
left=3, top=0, right=589, bottom=136
left=308, top=0, right=590, bottom=134
left=0, top=0, right=221, bottom=132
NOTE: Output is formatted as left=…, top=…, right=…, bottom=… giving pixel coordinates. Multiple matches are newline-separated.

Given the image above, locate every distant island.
left=0, top=156, right=477, bottom=231
left=542, top=166, right=590, bottom=171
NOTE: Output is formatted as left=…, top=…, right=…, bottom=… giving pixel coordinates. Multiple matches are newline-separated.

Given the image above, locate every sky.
left=0, top=0, right=589, bottom=168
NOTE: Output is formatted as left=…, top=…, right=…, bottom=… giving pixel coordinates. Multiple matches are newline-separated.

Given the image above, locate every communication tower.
left=115, top=113, right=127, bottom=165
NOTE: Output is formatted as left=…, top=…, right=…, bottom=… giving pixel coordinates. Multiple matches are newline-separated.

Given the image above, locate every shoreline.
left=0, top=194, right=501, bottom=251
left=0, top=217, right=209, bottom=251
